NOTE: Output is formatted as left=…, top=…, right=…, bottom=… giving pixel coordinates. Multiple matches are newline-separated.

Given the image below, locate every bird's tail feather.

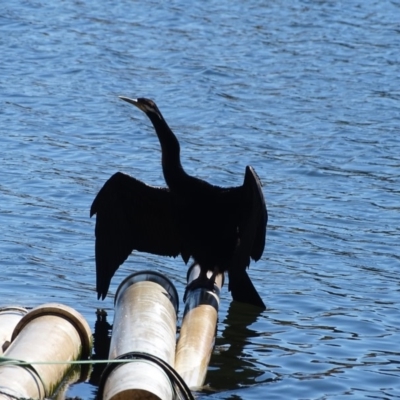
left=228, top=268, right=266, bottom=309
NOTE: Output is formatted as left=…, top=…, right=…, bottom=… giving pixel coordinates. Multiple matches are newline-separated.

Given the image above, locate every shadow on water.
left=89, top=309, right=112, bottom=388
left=203, top=301, right=267, bottom=394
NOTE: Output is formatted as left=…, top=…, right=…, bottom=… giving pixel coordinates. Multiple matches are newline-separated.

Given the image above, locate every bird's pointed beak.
left=119, top=96, right=143, bottom=111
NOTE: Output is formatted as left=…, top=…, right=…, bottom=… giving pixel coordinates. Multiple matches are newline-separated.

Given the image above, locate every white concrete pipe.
left=0, top=306, right=27, bottom=355
left=99, top=271, right=179, bottom=400
left=0, top=303, right=92, bottom=400
left=174, top=264, right=223, bottom=389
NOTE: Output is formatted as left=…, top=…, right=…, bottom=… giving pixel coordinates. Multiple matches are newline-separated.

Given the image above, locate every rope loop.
left=97, top=351, right=194, bottom=400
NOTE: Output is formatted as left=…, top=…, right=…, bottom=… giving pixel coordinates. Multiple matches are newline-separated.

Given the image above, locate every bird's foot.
left=183, top=275, right=216, bottom=302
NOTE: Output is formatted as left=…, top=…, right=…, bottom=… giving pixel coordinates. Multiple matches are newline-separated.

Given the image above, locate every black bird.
left=90, top=97, right=267, bottom=308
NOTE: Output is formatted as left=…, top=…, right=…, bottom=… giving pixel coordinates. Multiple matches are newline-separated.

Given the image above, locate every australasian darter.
left=90, top=97, right=268, bottom=308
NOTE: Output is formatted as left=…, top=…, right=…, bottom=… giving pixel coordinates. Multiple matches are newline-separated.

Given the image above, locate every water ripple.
left=1, top=0, right=400, bottom=399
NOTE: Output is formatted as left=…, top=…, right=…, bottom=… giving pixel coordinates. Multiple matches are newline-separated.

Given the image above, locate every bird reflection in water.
left=89, top=309, right=112, bottom=386
left=205, top=302, right=266, bottom=392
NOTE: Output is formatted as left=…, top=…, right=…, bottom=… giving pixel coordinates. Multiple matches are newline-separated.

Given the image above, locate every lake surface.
left=1, top=0, right=399, bottom=398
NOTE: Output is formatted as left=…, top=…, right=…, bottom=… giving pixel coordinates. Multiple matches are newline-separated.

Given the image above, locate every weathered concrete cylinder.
left=174, top=264, right=223, bottom=389
left=0, top=303, right=92, bottom=400
left=101, top=271, right=179, bottom=400
left=0, top=306, right=28, bottom=355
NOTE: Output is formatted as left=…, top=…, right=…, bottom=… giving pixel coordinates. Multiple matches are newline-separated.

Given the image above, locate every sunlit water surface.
left=1, top=0, right=399, bottom=399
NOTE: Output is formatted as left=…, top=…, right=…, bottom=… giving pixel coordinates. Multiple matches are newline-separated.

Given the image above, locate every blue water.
left=1, top=0, right=400, bottom=398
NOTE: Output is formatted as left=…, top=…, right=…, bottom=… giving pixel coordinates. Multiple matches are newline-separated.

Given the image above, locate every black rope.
left=0, top=390, right=20, bottom=400
left=97, top=351, right=194, bottom=400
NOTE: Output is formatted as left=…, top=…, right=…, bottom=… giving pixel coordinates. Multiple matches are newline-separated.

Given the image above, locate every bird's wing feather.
left=246, top=166, right=267, bottom=261
left=228, top=166, right=267, bottom=308
left=90, top=172, right=181, bottom=299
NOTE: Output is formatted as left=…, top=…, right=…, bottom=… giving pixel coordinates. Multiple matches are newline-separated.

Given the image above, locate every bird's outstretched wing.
left=228, top=166, right=267, bottom=309
left=90, top=172, right=181, bottom=299
left=246, top=165, right=267, bottom=261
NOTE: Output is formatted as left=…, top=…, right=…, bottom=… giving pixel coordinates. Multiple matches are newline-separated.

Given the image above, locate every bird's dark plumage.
left=91, top=97, right=267, bottom=308
left=90, top=172, right=181, bottom=299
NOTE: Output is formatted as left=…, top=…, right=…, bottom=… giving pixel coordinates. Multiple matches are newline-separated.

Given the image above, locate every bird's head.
left=119, top=96, right=163, bottom=120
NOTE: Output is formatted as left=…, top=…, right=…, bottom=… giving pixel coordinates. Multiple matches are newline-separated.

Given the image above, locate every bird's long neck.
left=146, top=112, right=190, bottom=190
